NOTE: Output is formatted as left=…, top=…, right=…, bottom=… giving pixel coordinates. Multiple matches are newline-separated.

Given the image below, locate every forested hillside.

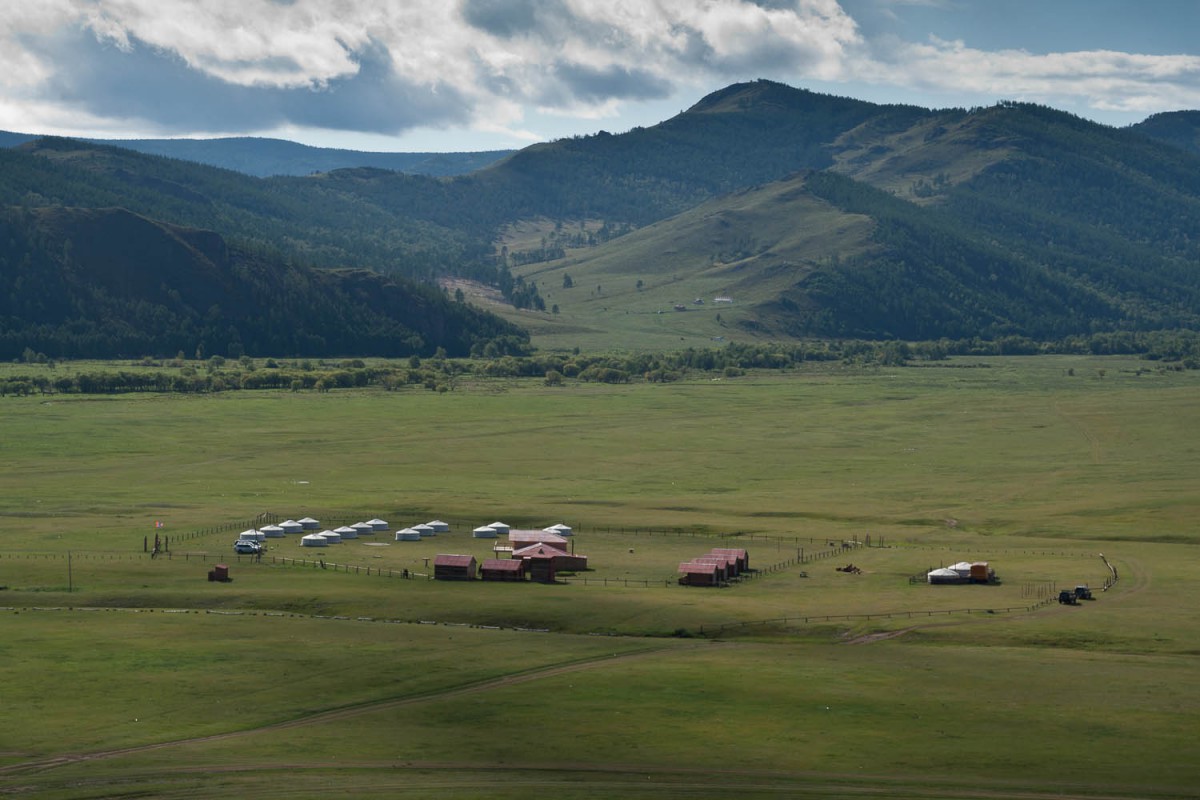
left=1129, top=111, right=1200, bottom=157
left=0, top=206, right=527, bottom=360
left=507, top=90, right=1200, bottom=341
left=6, top=79, right=1200, bottom=351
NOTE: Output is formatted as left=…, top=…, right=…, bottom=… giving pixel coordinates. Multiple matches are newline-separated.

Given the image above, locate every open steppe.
left=1, top=355, right=1198, bottom=798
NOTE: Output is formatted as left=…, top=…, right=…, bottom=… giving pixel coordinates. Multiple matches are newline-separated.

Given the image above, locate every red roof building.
left=692, top=556, right=730, bottom=582
left=711, top=548, right=749, bottom=572
left=513, top=543, right=588, bottom=571
left=678, top=561, right=721, bottom=587
left=481, top=558, right=525, bottom=582
left=433, top=554, right=477, bottom=581
left=508, top=530, right=570, bottom=552
left=705, top=551, right=740, bottom=577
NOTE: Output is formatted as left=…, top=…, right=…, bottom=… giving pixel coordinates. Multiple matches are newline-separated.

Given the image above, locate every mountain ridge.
left=0, top=130, right=512, bottom=178
left=6, top=80, right=1200, bottom=352
left=0, top=205, right=527, bottom=360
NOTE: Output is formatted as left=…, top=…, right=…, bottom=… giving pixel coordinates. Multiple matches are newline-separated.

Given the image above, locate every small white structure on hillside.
left=239, top=529, right=264, bottom=542
left=260, top=524, right=285, bottom=538
left=300, top=533, right=328, bottom=547
left=279, top=520, right=304, bottom=535
left=543, top=523, right=573, bottom=537
left=318, top=529, right=342, bottom=544
left=413, top=523, right=436, bottom=537
left=427, top=520, right=450, bottom=533
left=367, top=518, right=389, bottom=532
left=335, top=525, right=358, bottom=540
left=395, top=528, right=422, bottom=541
left=351, top=522, right=375, bottom=537
left=299, top=517, right=321, bottom=530
left=487, top=521, right=511, bottom=535
left=473, top=526, right=498, bottom=539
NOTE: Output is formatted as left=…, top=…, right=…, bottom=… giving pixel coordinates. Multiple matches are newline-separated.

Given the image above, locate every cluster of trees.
left=0, top=206, right=529, bottom=361
left=6, top=330, right=1199, bottom=398
left=506, top=220, right=637, bottom=267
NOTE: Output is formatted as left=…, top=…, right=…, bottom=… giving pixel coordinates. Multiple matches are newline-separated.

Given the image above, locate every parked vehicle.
left=1058, top=589, right=1078, bottom=605
left=233, top=540, right=262, bottom=554
left=1074, top=585, right=1094, bottom=600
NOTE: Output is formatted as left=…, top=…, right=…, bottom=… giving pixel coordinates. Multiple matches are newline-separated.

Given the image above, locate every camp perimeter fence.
left=562, top=542, right=859, bottom=587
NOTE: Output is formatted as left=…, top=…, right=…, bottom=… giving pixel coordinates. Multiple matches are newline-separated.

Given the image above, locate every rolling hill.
left=0, top=130, right=511, bottom=178
left=0, top=206, right=526, bottom=360
left=506, top=90, right=1200, bottom=343
left=6, top=80, right=1200, bottom=351
left=1129, top=110, right=1200, bottom=157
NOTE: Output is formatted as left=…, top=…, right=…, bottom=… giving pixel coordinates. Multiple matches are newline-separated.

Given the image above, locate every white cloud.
left=0, top=1, right=866, bottom=134
left=78, top=0, right=375, bottom=89
left=861, top=35, right=1200, bottom=112
left=0, top=1, right=77, bottom=90
left=0, top=1, right=1198, bottom=145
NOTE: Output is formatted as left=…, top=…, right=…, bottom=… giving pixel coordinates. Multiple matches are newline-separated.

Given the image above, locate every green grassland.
left=499, top=178, right=878, bottom=351
left=1, top=355, right=1198, bottom=798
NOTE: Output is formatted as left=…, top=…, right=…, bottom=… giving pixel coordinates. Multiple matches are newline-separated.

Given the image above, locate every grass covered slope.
left=506, top=174, right=879, bottom=350
left=1, top=357, right=1198, bottom=797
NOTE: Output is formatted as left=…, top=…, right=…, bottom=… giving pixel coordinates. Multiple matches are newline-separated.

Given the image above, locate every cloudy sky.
left=2, top=0, right=1198, bottom=152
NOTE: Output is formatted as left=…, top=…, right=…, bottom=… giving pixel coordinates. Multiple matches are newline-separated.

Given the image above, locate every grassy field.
left=495, top=181, right=879, bottom=352
left=1, top=355, right=1198, bottom=798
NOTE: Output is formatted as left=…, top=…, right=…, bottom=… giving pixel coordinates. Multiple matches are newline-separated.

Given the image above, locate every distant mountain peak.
left=686, top=79, right=864, bottom=115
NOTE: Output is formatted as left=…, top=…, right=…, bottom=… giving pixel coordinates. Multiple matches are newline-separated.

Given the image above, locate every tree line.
left=5, top=331, right=1197, bottom=397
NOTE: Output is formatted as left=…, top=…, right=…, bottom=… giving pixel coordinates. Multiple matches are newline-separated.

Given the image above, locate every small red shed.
left=481, top=558, right=525, bottom=582
left=678, top=561, right=721, bottom=586
left=711, top=548, right=749, bottom=572
left=705, top=551, right=740, bottom=578
left=522, top=552, right=558, bottom=583
left=692, top=556, right=730, bottom=582
left=433, top=554, right=478, bottom=581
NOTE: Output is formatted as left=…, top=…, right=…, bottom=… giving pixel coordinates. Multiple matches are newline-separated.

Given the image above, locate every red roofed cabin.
left=711, top=548, right=749, bottom=572
left=692, top=556, right=730, bottom=582
left=512, top=543, right=588, bottom=572
left=704, top=551, right=740, bottom=578
left=433, top=554, right=477, bottom=581
left=679, top=561, right=722, bottom=587
left=508, top=530, right=570, bottom=552
left=523, top=550, right=558, bottom=583
left=481, top=558, right=525, bottom=582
